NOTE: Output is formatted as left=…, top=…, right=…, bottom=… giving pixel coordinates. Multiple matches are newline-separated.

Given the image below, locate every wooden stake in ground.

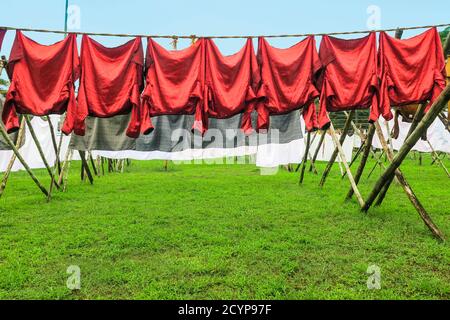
left=309, top=130, right=326, bottom=173
left=24, top=116, right=61, bottom=191
left=375, top=104, right=426, bottom=206
left=319, top=110, right=355, bottom=187
left=362, top=83, right=450, bottom=212
left=46, top=116, right=61, bottom=175
left=58, top=146, right=72, bottom=187
left=367, top=150, right=385, bottom=179
left=79, top=150, right=94, bottom=184
left=372, top=121, right=445, bottom=241
left=299, top=132, right=311, bottom=184
left=426, top=140, right=450, bottom=178
left=0, top=119, right=26, bottom=198
left=346, top=123, right=376, bottom=200
left=328, top=122, right=365, bottom=207
left=0, top=123, right=49, bottom=197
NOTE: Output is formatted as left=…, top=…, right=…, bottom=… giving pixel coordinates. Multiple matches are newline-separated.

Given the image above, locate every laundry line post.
left=309, top=130, right=326, bottom=173
left=0, top=118, right=26, bottom=198
left=372, top=121, right=445, bottom=241
left=328, top=121, right=365, bottom=207
left=346, top=123, right=376, bottom=200
left=298, top=132, right=311, bottom=184
left=24, top=116, right=61, bottom=192
left=426, top=140, right=450, bottom=178
left=362, top=82, right=450, bottom=212
left=319, top=110, right=355, bottom=187
left=375, top=103, right=426, bottom=206
left=0, top=122, right=49, bottom=198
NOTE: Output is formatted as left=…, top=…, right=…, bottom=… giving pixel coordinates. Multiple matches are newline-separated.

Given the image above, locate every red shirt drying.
left=317, top=33, right=379, bottom=129
left=256, top=36, right=322, bottom=132
left=142, top=38, right=205, bottom=134
left=0, top=29, right=5, bottom=51
left=2, top=31, right=80, bottom=133
left=62, top=35, right=145, bottom=138
left=377, top=27, right=446, bottom=121
left=204, top=38, right=260, bottom=134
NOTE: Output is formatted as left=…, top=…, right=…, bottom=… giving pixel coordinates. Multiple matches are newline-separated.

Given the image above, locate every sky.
left=0, top=0, right=449, bottom=56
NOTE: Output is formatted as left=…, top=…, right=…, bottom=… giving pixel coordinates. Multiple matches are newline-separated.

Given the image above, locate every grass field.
left=0, top=154, right=449, bottom=300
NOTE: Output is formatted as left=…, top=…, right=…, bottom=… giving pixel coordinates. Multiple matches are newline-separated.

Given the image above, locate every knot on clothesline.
left=190, top=35, right=197, bottom=44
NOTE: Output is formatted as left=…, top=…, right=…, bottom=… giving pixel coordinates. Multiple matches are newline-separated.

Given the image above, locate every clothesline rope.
left=0, top=23, right=450, bottom=39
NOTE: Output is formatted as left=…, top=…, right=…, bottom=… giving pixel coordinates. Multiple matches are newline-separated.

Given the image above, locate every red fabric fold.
left=2, top=31, right=80, bottom=133
left=62, top=35, right=145, bottom=138
left=317, top=33, right=379, bottom=128
left=0, top=29, right=6, bottom=51
left=378, top=27, right=446, bottom=121
left=142, top=38, right=206, bottom=134
left=256, top=36, right=321, bottom=132
left=204, top=38, right=260, bottom=134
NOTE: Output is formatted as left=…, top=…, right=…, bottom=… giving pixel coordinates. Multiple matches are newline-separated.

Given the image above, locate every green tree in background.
left=440, top=26, right=450, bottom=46
left=0, top=78, right=9, bottom=96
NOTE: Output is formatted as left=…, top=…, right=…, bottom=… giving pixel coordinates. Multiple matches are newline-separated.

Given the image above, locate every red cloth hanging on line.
left=317, top=33, right=379, bottom=129
left=0, top=29, right=6, bottom=51
left=2, top=31, right=80, bottom=133
left=204, top=38, right=260, bottom=134
left=256, top=36, right=322, bottom=132
left=142, top=38, right=205, bottom=134
left=377, top=27, right=446, bottom=121
left=62, top=35, right=145, bottom=138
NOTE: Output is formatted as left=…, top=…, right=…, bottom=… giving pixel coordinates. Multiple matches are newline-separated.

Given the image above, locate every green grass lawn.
left=0, top=154, right=449, bottom=300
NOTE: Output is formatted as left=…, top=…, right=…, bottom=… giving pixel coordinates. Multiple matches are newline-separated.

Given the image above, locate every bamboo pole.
left=24, top=116, right=61, bottom=190
left=46, top=116, right=61, bottom=174
left=362, top=82, right=450, bottom=212
left=88, top=151, right=98, bottom=177
left=319, top=110, right=355, bottom=187
left=58, top=146, right=72, bottom=187
left=372, top=121, right=445, bottom=241
left=342, top=140, right=365, bottom=180
left=426, top=140, right=450, bottom=178
left=346, top=123, right=376, bottom=200
left=309, top=130, right=326, bottom=173
left=79, top=150, right=94, bottom=184
left=0, top=119, right=26, bottom=198
left=62, top=149, right=73, bottom=192
left=328, top=122, right=365, bottom=207
left=299, top=132, right=311, bottom=184
left=375, top=104, right=426, bottom=206
left=296, top=131, right=318, bottom=172
left=367, top=150, right=385, bottom=179
left=0, top=123, right=49, bottom=197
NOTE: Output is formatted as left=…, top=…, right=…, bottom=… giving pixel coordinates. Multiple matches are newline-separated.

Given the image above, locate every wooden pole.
left=362, top=82, right=450, bottom=212
left=46, top=116, right=61, bottom=174
left=367, top=150, right=385, bottom=179
left=295, top=131, right=318, bottom=172
left=299, top=132, right=311, bottom=184
left=328, top=122, right=365, bottom=207
left=0, top=119, right=26, bottom=198
left=375, top=104, right=426, bottom=206
left=62, top=149, right=73, bottom=191
left=58, top=146, right=72, bottom=187
left=346, top=123, right=376, bottom=200
left=372, top=121, right=445, bottom=241
left=309, top=130, right=326, bottom=173
left=0, top=123, right=49, bottom=197
left=88, top=151, right=98, bottom=177
left=342, top=141, right=365, bottom=180
left=79, top=150, right=94, bottom=184
left=24, top=116, right=61, bottom=190
left=319, top=110, right=355, bottom=187
left=426, top=140, right=450, bottom=178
